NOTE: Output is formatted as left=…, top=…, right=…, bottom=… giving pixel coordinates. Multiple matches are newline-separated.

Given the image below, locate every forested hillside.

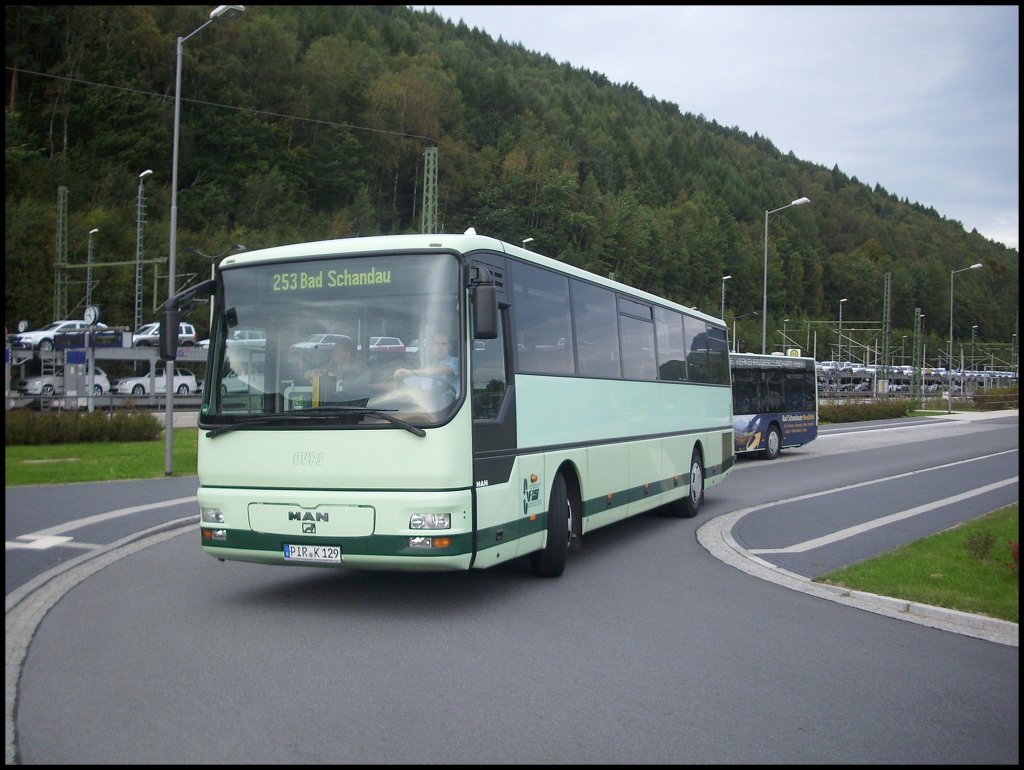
left=5, top=5, right=1018, bottom=362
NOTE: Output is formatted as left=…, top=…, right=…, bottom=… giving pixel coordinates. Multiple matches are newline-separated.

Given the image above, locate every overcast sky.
left=417, top=5, right=1019, bottom=251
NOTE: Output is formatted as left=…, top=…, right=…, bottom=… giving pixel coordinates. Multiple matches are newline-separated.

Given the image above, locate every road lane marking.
left=6, top=536, right=100, bottom=551
left=750, top=477, right=1019, bottom=554
left=4, top=495, right=197, bottom=551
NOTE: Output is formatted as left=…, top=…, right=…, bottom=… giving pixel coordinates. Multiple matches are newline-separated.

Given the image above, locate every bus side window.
left=683, top=315, right=710, bottom=384
left=510, top=260, right=573, bottom=375
left=766, top=370, right=784, bottom=410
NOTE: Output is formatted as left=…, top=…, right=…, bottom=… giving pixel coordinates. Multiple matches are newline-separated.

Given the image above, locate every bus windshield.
left=201, top=252, right=463, bottom=429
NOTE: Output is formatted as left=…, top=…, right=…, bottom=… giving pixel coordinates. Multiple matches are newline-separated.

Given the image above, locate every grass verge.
left=5, top=428, right=199, bottom=485
left=816, top=505, right=1019, bottom=623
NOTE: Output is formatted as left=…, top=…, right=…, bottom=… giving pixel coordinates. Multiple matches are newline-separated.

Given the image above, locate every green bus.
left=161, top=232, right=735, bottom=577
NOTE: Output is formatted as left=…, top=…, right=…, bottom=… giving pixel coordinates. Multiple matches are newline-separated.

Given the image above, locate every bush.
left=819, top=399, right=919, bottom=424
left=4, top=409, right=162, bottom=445
left=973, top=387, right=1018, bottom=411
left=964, top=530, right=996, bottom=561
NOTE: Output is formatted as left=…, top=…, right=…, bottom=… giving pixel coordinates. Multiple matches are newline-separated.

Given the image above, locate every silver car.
left=111, top=367, right=198, bottom=396
left=18, top=366, right=111, bottom=396
left=11, top=320, right=108, bottom=352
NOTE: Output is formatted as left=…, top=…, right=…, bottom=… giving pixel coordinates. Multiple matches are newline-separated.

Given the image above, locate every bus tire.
left=670, top=447, right=704, bottom=518
left=762, top=424, right=781, bottom=461
left=530, top=473, right=570, bottom=577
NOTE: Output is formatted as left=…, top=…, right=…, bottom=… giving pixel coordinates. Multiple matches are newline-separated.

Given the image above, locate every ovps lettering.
left=293, top=451, right=324, bottom=465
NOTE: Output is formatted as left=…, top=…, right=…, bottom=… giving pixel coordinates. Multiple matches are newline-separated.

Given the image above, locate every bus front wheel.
left=762, top=424, right=781, bottom=461
left=530, top=473, right=571, bottom=577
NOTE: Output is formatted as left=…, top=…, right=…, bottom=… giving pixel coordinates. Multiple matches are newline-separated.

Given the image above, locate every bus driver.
left=393, top=332, right=459, bottom=398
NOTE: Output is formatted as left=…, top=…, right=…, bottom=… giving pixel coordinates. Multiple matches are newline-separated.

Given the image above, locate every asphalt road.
left=5, top=411, right=1019, bottom=764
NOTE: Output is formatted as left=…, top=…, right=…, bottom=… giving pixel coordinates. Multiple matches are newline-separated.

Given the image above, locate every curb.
left=697, top=508, right=1019, bottom=648
left=5, top=518, right=198, bottom=765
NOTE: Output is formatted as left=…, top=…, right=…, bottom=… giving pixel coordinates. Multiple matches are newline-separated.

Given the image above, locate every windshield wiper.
left=205, top=406, right=426, bottom=438
left=205, top=413, right=326, bottom=438
left=302, top=406, right=427, bottom=437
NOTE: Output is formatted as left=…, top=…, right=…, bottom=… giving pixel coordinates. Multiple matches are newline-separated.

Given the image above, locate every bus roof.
left=219, top=232, right=724, bottom=325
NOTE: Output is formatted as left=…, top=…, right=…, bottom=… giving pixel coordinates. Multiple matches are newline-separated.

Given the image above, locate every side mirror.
left=472, top=283, right=498, bottom=339
left=159, top=307, right=180, bottom=361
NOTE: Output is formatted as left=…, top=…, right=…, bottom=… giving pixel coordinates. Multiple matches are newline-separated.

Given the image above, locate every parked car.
left=199, top=328, right=266, bottom=350
left=18, top=366, right=111, bottom=396
left=369, top=336, right=406, bottom=353
left=291, top=333, right=351, bottom=350
left=220, top=369, right=265, bottom=394
left=226, top=329, right=266, bottom=348
left=111, top=367, right=198, bottom=396
left=10, top=320, right=108, bottom=352
left=133, top=321, right=197, bottom=347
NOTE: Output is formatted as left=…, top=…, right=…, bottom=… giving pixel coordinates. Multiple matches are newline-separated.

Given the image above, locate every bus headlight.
left=201, top=507, right=225, bottom=524
left=409, top=513, right=451, bottom=530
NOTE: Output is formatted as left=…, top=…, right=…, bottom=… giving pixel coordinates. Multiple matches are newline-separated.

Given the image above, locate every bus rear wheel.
left=762, top=424, right=781, bottom=461
left=530, top=473, right=571, bottom=577
left=669, top=447, right=704, bottom=518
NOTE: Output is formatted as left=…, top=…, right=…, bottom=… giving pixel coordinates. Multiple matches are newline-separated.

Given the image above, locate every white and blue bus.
left=730, top=351, right=819, bottom=460
left=161, top=232, right=735, bottom=577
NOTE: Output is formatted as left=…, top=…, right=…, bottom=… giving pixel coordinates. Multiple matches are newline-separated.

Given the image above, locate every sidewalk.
left=148, top=408, right=199, bottom=429
left=931, top=408, right=1018, bottom=421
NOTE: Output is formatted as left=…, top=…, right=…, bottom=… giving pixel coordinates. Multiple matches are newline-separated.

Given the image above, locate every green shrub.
left=108, top=411, right=162, bottom=441
left=973, top=387, right=1018, bottom=411
left=818, top=399, right=919, bottom=424
left=4, top=409, right=162, bottom=445
left=964, top=530, right=996, bottom=561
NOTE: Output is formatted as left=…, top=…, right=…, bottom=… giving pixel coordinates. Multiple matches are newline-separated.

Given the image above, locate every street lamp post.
left=762, top=196, right=809, bottom=353
left=185, top=243, right=246, bottom=330
left=521, top=237, right=534, bottom=248
left=970, top=325, right=978, bottom=372
left=720, top=275, right=731, bottom=320
left=165, top=4, right=244, bottom=476
left=920, top=314, right=925, bottom=370
left=947, top=262, right=983, bottom=413
left=86, top=228, right=99, bottom=308
left=782, top=318, right=790, bottom=353
left=135, top=169, right=153, bottom=332
left=837, top=298, right=848, bottom=366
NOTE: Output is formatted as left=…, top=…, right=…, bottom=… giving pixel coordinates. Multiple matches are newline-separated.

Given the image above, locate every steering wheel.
left=398, top=371, right=445, bottom=388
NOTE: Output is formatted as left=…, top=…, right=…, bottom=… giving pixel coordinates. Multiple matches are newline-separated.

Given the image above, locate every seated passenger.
left=304, top=335, right=369, bottom=396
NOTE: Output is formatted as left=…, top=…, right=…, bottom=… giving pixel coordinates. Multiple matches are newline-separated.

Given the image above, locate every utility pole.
left=879, top=271, right=891, bottom=390
left=53, top=186, right=69, bottom=321
left=421, top=146, right=438, bottom=234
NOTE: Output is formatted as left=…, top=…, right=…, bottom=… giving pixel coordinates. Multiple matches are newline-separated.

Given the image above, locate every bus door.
left=468, top=255, right=522, bottom=561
